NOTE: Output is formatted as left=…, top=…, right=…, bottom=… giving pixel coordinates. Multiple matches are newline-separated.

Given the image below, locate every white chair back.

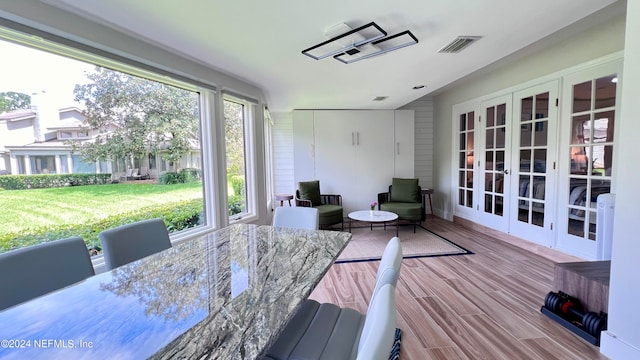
left=373, top=236, right=403, bottom=295
left=272, top=207, right=319, bottom=230
left=356, top=283, right=397, bottom=360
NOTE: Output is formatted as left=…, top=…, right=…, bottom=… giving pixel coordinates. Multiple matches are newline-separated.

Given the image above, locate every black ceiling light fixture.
left=302, top=22, right=418, bottom=64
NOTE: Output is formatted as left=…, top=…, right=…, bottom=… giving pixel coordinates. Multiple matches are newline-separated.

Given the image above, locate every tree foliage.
left=224, top=100, right=245, bottom=176
left=0, top=91, right=31, bottom=113
left=72, top=67, right=199, bottom=168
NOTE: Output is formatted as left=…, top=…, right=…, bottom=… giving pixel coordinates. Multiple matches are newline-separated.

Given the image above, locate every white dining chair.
left=356, top=283, right=397, bottom=360
left=272, top=206, right=319, bottom=230
left=99, top=218, right=172, bottom=270
left=372, top=236, right=403, bottom=297
left=0, top=236, right=95, bottom=311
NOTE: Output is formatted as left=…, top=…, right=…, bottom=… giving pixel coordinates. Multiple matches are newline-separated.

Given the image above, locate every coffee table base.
left=347, top=210, right=399, bottom=236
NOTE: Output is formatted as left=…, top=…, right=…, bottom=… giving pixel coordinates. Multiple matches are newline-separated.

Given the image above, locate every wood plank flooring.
left=309, top=217, right=609, bottom=360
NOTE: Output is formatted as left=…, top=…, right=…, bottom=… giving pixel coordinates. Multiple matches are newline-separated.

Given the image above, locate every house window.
left=71, top=154, right=95, bottom=173
left=59, top=155, right=69, bottom=174
left=148, top=153, right=157, bottom=170
left=59, top=131, right=72, bottom=139
left=30, top=155, right=56, bottom=174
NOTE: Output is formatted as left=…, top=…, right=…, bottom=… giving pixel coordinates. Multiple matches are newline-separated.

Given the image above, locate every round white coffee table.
left=348, top=210, right=399, bottom=236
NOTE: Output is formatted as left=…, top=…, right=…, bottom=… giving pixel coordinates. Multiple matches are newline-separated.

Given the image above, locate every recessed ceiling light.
left=372, top=96, right=388, bottom=101
left=412, top=85, right=425, bottom=90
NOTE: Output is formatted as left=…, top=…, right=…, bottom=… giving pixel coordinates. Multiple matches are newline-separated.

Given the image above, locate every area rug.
left=389, top=328, right=402, bottom=360
left=336, top=223, right=471, bottom=263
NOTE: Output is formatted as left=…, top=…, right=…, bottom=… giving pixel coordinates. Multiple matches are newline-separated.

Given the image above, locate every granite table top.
left=0, top=224, right=351, bottom=359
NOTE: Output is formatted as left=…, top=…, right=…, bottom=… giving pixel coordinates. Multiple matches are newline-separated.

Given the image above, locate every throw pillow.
left=298, top=180, right=322, bottom=207
left=390, top=178, right=419, bottom=203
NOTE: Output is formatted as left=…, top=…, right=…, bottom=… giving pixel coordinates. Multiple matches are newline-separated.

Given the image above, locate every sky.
left=0, top=39, right=96, bottom=109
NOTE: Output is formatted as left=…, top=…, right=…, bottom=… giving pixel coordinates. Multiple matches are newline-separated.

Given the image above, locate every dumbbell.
left=544, top=291, right=607, bottom=336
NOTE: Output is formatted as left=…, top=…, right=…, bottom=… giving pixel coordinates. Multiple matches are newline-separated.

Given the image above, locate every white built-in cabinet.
left=293, top=109, right=414, bottom=214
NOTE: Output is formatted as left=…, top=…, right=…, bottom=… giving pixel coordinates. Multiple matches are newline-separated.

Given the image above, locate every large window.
left=0, top=34, right=211, bottom=257
left=224, top=98, right=248, bottom=218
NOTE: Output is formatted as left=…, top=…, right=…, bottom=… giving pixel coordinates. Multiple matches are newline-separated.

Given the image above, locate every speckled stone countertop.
left=0, top=224, right=351, bottom=359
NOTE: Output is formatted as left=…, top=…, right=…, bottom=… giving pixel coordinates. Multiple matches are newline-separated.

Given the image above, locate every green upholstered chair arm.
left=320, top=194, right=342, bottom=206
left=377, top=192, right=390, bottom=208
left=295, top=190, right=313, bottom=207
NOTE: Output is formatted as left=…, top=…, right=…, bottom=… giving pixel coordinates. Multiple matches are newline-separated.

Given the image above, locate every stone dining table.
left=0, top=224, right=351, bottom=359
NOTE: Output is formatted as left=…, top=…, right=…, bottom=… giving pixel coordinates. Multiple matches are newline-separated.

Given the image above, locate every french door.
left=478, top=95, right=512, bottom=231
left=556, top=60, right=621, bottom=258
left=453, top=102, right=478, bottom=220
left=508, top=81, right=558, bottom=245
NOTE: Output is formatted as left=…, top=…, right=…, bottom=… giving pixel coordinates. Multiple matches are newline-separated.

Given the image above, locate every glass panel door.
left=557, top=59, right=621, bottom=259
left=453, top=102, right=479, bottom=220
left=458, top=111, right=475, bottom=209
left=479, top=94, right=512, bottom=231
left=509, top=81, right=558, bottom=245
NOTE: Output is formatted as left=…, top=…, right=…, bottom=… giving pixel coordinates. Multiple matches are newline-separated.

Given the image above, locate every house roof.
left=47, top=119, right=86, bottom=130
left=0, top=109, right=36, bottom=122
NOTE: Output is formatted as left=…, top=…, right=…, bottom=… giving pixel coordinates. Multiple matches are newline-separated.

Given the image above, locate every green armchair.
left=295, top=180, right=344, bottom=230
left=377, top=178, right=426, bottom=233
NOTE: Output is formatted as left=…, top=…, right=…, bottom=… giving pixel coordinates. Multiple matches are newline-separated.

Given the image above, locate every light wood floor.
left=309, top=217, right=609, bottom=360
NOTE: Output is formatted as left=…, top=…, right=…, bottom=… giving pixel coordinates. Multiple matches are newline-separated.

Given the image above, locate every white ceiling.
left=45, top=0, right=617, bottom=112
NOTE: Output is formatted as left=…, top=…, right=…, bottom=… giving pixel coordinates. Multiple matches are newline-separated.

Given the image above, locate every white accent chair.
left=272, top=206, right=319, bottom=230
left=99, top=218, right=172, bottom=270
left=0, top=236, right=95, bottom=311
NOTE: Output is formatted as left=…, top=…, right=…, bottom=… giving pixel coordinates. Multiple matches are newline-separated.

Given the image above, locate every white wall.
left=600, top=1, right=640, bottom=358
left=432, top=5, right=626, bottom=218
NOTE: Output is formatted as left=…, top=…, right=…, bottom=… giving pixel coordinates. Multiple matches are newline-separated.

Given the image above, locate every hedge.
left=0, top=173, right=112, bottom=190
left=0, top=199, right=204, bottom=255
left=158, top=168, right=202, bottom=185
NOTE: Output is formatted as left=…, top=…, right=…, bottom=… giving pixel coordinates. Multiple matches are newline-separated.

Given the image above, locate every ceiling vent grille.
left=438, top=36, right=481, bottom=53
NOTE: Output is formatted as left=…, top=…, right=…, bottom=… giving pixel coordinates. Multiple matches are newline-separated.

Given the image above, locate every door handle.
left=397, top=142, right=400, bottom=155
left=352, top=132, right=355, bottom=146
left=503, top=169, right=510, bottom=174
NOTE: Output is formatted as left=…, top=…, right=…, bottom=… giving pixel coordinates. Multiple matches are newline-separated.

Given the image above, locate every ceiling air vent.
left=372, top=96, right=388, bottom=101
left=438, top=36, right=481, bottom=53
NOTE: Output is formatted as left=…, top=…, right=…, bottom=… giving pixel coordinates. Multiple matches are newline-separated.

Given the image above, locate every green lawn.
left=0, top=182, right=203, bottom=237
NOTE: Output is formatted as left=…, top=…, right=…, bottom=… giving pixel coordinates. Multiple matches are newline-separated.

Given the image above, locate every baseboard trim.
left=601, top=331, right=640, bottom=359
left=453, top=216, right=583, bottom=263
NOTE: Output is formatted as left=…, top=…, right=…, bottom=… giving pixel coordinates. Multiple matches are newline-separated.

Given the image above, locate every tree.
left=0, top=91, right=31, bottom=113
left=72, top=67, right=199, bottom=170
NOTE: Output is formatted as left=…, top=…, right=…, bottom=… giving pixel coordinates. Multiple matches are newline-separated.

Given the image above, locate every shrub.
left=158, top=168, right=202, bottom=185
left=0, top=174, right=112, bottom=190
left=158, top=171, right=185, bottom=184
left=0, top=199, right=204, bottom=255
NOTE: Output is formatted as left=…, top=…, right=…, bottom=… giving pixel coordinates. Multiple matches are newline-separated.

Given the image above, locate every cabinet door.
left=313, top=110, right=358, bottom=208
left=394, top=110, right=415, bottom=178
left=352, top=111, right=395, bottom=213
left=313, top=110, right=394, bottom=214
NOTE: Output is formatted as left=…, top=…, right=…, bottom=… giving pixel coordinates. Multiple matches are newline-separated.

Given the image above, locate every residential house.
left=0, top=105, right=201, bottom=179
left=0, top=1, right=638, bottom=359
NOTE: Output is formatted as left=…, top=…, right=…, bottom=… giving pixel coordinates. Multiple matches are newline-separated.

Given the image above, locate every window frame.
left=0, top=26, right=264, bottom=270
left=224, top=95, right=259, bottom=224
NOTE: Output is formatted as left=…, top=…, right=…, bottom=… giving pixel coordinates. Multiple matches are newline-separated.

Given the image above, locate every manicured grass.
left=0, top=182, right=203, bottom=237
